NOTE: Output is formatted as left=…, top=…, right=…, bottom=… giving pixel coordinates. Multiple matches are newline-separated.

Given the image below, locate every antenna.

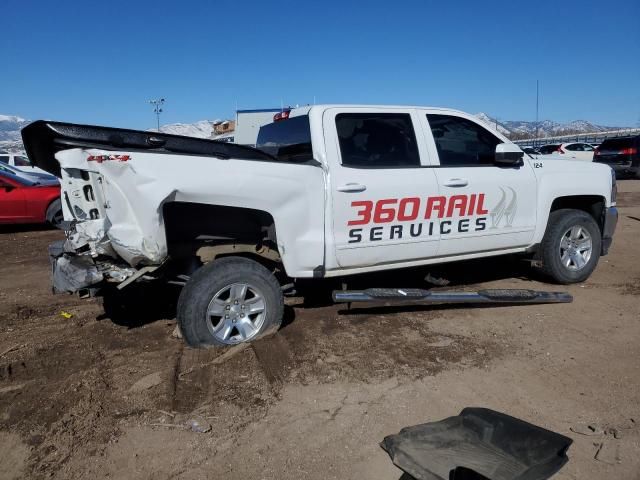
left=535, top=81, right=539, bottom=146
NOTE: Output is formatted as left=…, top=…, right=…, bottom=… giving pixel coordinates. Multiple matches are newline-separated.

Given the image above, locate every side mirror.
left=495, top=143, right=524, bottom=166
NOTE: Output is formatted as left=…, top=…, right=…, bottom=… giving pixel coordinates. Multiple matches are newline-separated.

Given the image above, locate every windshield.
left=0, top=162, right=23, bottom=175
left=0, top=170, right=37, bottom=186
left=256, top=115, right=313, bottom=162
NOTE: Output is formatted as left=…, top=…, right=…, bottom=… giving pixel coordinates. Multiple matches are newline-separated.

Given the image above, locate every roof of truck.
left=288, top=104, right=469, bottom=117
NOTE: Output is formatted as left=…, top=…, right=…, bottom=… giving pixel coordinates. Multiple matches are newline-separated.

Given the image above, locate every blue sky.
left=2, top=0, right=639, bottom=129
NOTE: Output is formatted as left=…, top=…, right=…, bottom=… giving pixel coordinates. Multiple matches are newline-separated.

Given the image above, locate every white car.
left=538, top=143, right=595, bottom=161
left=22, top=106, right=618, bottom=347
left=0, top=151, right=52, bottom=175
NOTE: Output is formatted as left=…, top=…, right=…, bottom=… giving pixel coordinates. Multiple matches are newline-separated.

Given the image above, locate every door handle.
left=337, top=183, right=367, bottom=193
left=443, top=178, right=469, bottom=187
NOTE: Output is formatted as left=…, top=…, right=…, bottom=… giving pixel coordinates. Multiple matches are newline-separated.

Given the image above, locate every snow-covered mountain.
left=475, top=113, right=625, bottom=139
left=0, top=115, right=30, bottom=150
left=0, top=116, right=218, bottom=151
left=0, top=114, right=29, bottom=141
left=474, top=113, right=512, bottom=136
left=150, top=120, right=216, bottom=138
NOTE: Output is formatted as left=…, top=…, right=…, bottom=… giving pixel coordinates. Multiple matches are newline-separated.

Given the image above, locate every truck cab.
left=257, top=106, right=616, bottom=276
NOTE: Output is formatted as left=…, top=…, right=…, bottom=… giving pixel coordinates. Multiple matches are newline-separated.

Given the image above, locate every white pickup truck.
left=22, top=105, right=618, bottom=347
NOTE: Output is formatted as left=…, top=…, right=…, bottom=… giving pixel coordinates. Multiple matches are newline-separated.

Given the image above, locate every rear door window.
left=256, top=115, right=313, bottom=162
left=0, top=156, right=9, bottom=164
left=335, top=113, right=420, bottom=168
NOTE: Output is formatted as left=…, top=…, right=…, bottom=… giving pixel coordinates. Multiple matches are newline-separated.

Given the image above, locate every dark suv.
left=594, top=136, right=639, bottom=178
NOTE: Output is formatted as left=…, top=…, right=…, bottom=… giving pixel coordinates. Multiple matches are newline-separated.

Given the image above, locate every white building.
left=233, top=108, right=282, bottom=146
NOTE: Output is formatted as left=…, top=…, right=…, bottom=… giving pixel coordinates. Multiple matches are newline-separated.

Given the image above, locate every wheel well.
left=162, top=202, right=280, bottom=267
left=45, top=197, right=62, bottom=221
left=549, top=195, right=605, bottom=231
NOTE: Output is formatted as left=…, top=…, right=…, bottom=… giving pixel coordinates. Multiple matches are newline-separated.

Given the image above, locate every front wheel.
left=535, top=209, right=602, bottom=284
left=177, top=257, right=284, bottom=348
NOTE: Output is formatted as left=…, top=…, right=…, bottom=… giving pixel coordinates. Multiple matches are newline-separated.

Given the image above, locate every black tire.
left=535, top=209, right=601, bottom=284
left=177, top=257, right=284, bottom=348
left=45, top=198, right=64, bottom=228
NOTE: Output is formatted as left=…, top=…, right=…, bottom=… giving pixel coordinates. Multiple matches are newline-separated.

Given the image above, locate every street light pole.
left=149, top=98, right=165, bottom=131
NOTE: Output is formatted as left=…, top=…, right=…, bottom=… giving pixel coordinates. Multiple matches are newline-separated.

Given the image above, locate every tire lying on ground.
left=535, top=208, right=602, bottom=284
left=177, top=256, right=284, bottom=347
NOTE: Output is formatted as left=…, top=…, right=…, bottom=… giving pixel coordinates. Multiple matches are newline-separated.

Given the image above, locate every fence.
left=513, top=128, right=640, bottom=146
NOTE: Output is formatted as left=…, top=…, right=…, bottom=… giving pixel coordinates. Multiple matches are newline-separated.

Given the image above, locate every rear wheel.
left=535, top=209, right=601, bottom=284
left=45, top=199, right=64, bottom=228
left=177, top=257, right=284, bottom=347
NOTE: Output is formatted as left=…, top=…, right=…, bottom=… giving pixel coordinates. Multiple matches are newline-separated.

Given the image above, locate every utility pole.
left=149, top=98, right=165, bottom=131
left=535, top=80, right=539, bottom=146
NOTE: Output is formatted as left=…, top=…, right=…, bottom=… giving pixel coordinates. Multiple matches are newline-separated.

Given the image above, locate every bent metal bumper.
left=601, top=206, right=618, bottom=255
left=49, top=241, right=103, bottom=294
left=48, top=240, right=139, bottom=295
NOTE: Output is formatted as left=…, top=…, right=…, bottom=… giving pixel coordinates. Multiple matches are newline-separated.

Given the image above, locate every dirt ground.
left=1, top=181, right=639, bottom=480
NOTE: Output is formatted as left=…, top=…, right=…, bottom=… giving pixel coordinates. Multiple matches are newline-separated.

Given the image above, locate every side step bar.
left=332, top=288, right=573, bottom=305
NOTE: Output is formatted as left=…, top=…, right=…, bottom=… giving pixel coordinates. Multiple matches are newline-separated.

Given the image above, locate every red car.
left=0, top=170, right=63, bottom=226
